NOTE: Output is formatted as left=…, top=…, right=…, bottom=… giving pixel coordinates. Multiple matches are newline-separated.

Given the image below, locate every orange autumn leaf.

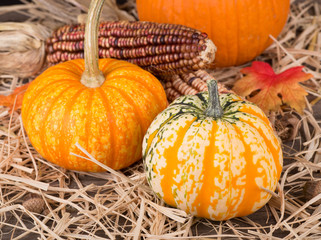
left=232, top=61, right=313, bottom=114
left=0, top=83, right=30, bottom=112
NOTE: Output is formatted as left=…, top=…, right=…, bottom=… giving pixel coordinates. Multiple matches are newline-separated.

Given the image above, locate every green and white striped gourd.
left=142, top=80, right=283, bottom=221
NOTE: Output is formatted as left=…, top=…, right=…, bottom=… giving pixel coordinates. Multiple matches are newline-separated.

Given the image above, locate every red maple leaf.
left=232, top=61, right=313, bottom=114
left=0, top=83, right=30, bottom=112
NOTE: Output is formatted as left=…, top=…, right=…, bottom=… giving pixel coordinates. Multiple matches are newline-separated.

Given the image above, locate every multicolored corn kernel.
left=45, top=21, right=216, bottom=76
left=161, top=70, right=230, bottom=102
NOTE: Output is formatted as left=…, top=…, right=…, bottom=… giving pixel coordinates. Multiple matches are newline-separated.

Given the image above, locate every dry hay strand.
left=0, top=0, right=137, bottom=30
left=1, top=0, right=321, bottom=239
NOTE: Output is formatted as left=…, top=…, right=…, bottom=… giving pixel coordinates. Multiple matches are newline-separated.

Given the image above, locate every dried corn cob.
left=45, top=21, right=216, bottom=76
left=161, top=70, right=231, bottom=102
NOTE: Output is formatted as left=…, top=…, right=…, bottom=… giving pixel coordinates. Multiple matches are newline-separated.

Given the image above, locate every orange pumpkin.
left=143, top=80, right=283, bottom=220
left=22, top=59, right=167, bottom=172
left=21, top=0, right=167, bottom=172
left=136, top=0, right=290, bottom=67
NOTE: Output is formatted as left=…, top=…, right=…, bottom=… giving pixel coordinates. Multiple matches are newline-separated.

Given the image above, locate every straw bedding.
left=0, top=0, right=321, bottom=239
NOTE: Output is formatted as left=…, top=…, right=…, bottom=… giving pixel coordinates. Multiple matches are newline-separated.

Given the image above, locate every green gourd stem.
left=80, top=0, right=105, bottom=88
left=205, top=79, right=223, bottom=118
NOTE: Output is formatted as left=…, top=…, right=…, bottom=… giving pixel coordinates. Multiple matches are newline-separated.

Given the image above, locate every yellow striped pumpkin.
left=142, top=80, right=283, bottom=220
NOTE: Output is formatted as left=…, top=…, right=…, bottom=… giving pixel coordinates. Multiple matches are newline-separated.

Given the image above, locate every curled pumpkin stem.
left=80, top=0, right=105, bottom=88
left=205, top=79, right=223, bottom=118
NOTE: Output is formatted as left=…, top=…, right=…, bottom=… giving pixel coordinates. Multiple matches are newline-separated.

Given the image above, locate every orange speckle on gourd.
left=159, top=117, right=196, bottom=207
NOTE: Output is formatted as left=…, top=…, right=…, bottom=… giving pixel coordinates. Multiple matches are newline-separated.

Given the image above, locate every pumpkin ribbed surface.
left=142, top=92, right=282, bottom=220
left=136, top=0, right=290, bottom=67
left=22, top=59, right=167, bottom=172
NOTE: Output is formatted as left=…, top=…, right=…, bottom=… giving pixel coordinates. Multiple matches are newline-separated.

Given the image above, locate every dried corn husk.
left=0, top=22, right=49, bottom=77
